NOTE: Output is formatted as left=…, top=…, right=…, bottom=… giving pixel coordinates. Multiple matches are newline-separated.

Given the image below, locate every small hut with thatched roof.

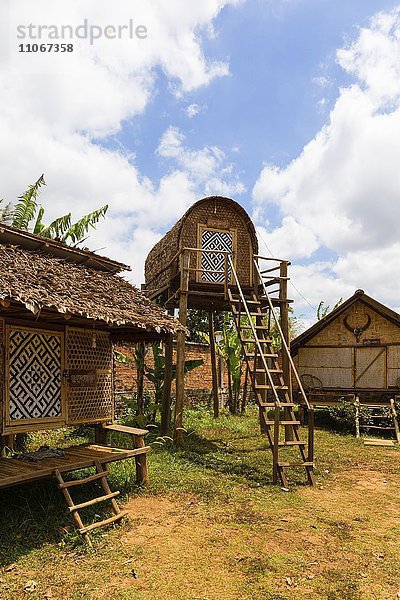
left=0, top=224, right=181, bottom=541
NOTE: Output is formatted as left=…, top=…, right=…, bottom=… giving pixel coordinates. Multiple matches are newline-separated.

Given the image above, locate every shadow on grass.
left=0, top=466, right=144, bottom=567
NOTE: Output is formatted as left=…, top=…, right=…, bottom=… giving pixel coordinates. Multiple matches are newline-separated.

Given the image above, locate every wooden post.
left=390, top=398, right=400, bottom=444
left=94, top=425, right=108, bottom=445
left=280, top=261, right=293, bottom=441
left=307, top=407, right=315, bottom=463
left=241, top=362, right=250, bottom=413
left=1, top=434, right=14, bottom=457
left=208, top=310, right=219, bottom=418
left=355, top=396, right=360, bottom=438
left=174, top=249, right=190, bottom=446
left=131, top=434, right=149, bottom=485
left=272, top=405, right=280, bottom=484
left=160, top=331, right=174, bottom=435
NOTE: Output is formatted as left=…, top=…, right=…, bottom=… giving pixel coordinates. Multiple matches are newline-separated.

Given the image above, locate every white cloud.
left=185, top=103, right=206, bottom=118
left=253, top=7, right=400, bottom=318
left=312, top=76, right=332, bottom=88
left=0, top=0, right=239, bottom=283
left=157, top=125, right=246, bottom=196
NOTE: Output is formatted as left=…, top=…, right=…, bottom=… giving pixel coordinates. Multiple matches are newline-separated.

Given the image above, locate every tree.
left=1, top=174, right=108, bottom=245
left=317, top=298, right=343, bottom=321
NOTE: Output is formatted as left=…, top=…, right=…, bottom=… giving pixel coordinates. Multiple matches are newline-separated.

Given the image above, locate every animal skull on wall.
left=343, top=314, right=371, bottom=342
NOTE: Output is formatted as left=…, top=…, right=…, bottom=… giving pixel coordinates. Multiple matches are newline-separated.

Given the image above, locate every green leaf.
left=12, top=174, right=46, bottom=230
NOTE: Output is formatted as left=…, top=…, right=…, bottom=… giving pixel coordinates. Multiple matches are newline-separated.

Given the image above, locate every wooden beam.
left=160, top=330, right=174, bottom=435
left=174, top=249, right=190, bottom=446
left=208, top=310, right=220, bottom=418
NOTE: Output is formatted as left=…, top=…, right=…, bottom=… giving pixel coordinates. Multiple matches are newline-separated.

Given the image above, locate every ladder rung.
left=255, top=385, right=288, bottom=390
left=246, top=353, right=278, bottom=358
left=360, top=425, right=395, bottom=430
left=231, top=298, right=261, bottom=305
left=255, top=368, right=282, bottom=373
left=264, top=420, right=300, bottom=426
left=278, top=462, right=314, bottom=467
left=69, top=491, right=120, bottom=512
left=260, top=402, right=295, bottom=407
left=240, top=325, right=268, bottom=330
left=278, top=440, right=306, bottom=446
left=57, top=470, right=109, bottom=489
left=241, top=338, right=271, bottom=343
left=79, top=510, right=128, bottom=534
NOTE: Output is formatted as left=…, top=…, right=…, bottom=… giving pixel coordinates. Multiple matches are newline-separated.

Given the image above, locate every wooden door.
left=5, top=326, right=65, bottom=429
left=355, top=347, right=386, bottom=388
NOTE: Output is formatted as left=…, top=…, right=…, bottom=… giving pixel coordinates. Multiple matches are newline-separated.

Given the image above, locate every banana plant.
left=2, top=174, right=108, bottom=245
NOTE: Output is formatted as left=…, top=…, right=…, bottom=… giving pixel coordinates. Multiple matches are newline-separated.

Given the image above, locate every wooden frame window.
left=196, top=224, right=237, bottom=284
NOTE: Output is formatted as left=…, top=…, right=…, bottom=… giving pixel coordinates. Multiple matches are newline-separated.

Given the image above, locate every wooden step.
left=264, top=420, right=301, bottom=426
left=57, top=470, right=109, bottom=489
left=231, top=298, right=261, bottom=305
left=240, top=338, right=271, bottom=343
left=255, top=368, right=283, bottom=374
left=240, top=325, right=269, bottom=330
left=255, top=384, right=288, bottom=390
left=278, top=440, right=306, bottom=446
left=79, top=510, right=128, bottom=534
left=360, top=425, right=395, bottom=430
left=260, top=402, right=295, bottom=407
left=363, top=439, right=395, bottom=447
left=278, top=462, right=314, bottom=468
left=69, top=491, right=120, bottom=512
left=245, top=352, right=278, bottom=358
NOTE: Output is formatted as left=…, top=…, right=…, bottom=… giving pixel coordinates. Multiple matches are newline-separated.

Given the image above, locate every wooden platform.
left=0, top=443, right=149, bottom=490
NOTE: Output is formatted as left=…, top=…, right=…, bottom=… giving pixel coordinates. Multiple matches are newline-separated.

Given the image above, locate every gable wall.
left=307, top=300, right=400, bottom=346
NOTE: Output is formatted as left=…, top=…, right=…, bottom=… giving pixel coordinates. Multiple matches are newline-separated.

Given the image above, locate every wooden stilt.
left=160, top=330, right=174, bottom=435
left=241, top=362, right=249, bottom=413
left=208, top=310, right=220, bottom=418
left=131, top=434, right=149, bottom=485
left=308, top=407, right=315, bottom=464
left=94, top=426, right=108, bottom=445
left=174, top=249, right=190, bottom=446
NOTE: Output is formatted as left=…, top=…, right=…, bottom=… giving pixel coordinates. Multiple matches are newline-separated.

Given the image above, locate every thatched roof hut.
left=0, top=224, right=181, bottom=437
left=144, top=196, right=258, bottom=309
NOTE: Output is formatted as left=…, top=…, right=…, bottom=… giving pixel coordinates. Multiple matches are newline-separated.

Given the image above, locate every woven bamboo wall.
left=306, top=301, right=400, bottom=346
left=145, top=196, right=258, bottom=296
left=66, top=327, right=113, bottom=424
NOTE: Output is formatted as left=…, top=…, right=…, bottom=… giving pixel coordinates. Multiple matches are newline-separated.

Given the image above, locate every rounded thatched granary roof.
left=145, top=196, right=258, bottom=300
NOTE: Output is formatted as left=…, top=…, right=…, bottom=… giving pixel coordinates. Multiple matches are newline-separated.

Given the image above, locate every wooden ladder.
left=54, top=460, right=128, bottom=545
left=227, top=257, right=315, bottom=488
left=361, top=399, right=400, bottom=447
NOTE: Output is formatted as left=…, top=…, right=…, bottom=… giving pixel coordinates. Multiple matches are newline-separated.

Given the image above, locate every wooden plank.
left=69, top=491, right=120, bottom=512
left=102, top=424, right=148, bottom=436
left=363, top=439, right=395, bottom=447
left=0, top=444, right=150, bottom=490
left=58, top=470, right=109, bottom=488
left=79, top=510, right=128, bottom=534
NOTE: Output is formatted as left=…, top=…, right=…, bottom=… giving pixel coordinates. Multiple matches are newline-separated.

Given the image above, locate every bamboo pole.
left=160, top=330, right=174, bottom=435
left=208, top=310, right=220, bottom=418
left=280, top=261, right=293, bottom=441
left=174, top=250, right=190, bottom=446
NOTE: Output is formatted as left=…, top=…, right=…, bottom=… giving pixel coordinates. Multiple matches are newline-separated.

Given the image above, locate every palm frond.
left=12, top=174, right=46, bottom=230
left=62, top=205, right=108, bottom=244
left=39, top=213, right=72, bottom=240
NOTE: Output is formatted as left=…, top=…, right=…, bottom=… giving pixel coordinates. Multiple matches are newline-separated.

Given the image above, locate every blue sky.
left=2, top=0, right=400, bottom=325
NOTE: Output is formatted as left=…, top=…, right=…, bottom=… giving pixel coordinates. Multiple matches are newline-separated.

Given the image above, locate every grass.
left=1, top=406, right=400, bottom=599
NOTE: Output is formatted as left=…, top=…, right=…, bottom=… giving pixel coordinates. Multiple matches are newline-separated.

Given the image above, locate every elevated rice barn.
left=144, top=196, right=316, bottom=487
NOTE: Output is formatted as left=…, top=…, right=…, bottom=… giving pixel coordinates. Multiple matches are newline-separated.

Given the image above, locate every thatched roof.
left=0, top=240, right=183, bottom=335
